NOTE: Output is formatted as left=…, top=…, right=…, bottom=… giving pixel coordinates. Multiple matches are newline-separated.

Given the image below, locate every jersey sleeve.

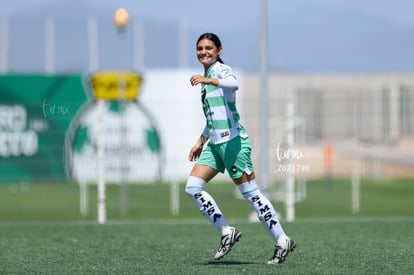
left=217, top=64, right=236, bottom=80
left=218, top=77, right=238, bottom=90
left=217, top=64, right=238, bottom=90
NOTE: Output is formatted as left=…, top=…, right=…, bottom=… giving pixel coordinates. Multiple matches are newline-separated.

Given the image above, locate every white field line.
left=0, top=216, right=413, bottom=227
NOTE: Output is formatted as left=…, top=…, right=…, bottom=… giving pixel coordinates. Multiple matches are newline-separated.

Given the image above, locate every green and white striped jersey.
left=200, top=61, right=248, bottom=144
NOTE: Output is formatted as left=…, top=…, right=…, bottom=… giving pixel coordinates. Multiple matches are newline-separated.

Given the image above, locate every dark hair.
left=196, top=32, right=224, bottom=64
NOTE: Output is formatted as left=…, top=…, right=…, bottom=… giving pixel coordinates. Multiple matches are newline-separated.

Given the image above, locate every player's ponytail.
left=197, top=32, right=225, bottom=64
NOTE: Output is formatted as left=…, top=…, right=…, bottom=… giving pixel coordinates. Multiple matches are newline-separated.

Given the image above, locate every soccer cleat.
left=267, top=234, right=296, bottom=264
left=214, top=226, right=242, bottom=260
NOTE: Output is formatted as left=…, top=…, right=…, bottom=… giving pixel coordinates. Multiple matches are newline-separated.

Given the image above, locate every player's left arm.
left=217, top=65, right=238, bottom=90
left=217, top=76, right=238, bottom=90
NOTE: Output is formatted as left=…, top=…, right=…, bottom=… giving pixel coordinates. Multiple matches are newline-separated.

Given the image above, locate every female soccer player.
left=185, top=33, right=295, bottom=264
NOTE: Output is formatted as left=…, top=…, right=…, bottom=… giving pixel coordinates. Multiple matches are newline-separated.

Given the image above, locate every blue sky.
left=3, top=0, right=414, bottom=26
left=1, top=0, right=414, bottom=73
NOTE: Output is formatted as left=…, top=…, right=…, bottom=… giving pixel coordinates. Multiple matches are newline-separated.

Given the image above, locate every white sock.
left=185, top=176, right=228, bottom=231
left=237, top=179, right=285, bottom=240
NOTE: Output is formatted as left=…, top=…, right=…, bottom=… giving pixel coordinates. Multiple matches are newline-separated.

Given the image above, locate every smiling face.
left=196, top=38, right=222, bottom=70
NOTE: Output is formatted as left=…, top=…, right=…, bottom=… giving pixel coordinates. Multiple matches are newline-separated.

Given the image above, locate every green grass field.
left=0, top=179, right=413, bottom=274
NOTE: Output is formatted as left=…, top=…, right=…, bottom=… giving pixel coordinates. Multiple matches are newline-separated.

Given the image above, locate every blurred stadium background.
left=0, top=1, right=413, bottom=222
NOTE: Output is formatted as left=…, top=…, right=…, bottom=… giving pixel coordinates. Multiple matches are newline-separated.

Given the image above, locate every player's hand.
left=188, top=142, right=203, bottom=161
left=191, top=75, right=214, bottom=86
left=190, top=75, right=205, bottom=86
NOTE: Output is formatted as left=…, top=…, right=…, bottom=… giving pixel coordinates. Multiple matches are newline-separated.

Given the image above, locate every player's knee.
left=185, top=176, right=206, bottom=196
